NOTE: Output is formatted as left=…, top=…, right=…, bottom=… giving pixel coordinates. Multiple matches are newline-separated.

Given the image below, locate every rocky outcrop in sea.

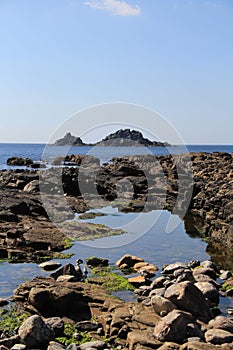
left=52, top=129, right=170, bottom=147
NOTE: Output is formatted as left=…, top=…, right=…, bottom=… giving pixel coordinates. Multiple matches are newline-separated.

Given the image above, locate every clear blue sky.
left=0, top=0, right=232, bottom=144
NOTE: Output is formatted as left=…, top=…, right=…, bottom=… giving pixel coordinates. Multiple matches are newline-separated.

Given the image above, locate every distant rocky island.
left=53, top=129, right=170, bottom=147
left=54, top=132, right=84, bottom=146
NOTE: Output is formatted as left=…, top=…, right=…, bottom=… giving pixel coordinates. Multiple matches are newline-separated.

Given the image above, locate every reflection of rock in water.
left=183, top=213, right=208, bottom=238
left=206, top=241, right=233, bottom=272
left=183, top=215, right=233, bottom=271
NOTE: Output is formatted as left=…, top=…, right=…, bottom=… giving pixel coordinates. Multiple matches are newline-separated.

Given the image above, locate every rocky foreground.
left=1, top=255, right=233, bottom=349
left=0, top=151, right=232, bottom=263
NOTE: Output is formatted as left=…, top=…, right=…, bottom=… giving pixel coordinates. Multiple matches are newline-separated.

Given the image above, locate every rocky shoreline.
left=0, top=151, right=232, bottom=263
left=0, top=255, right=233, bottom=349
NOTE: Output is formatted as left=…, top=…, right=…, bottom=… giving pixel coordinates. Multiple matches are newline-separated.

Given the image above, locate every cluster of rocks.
left=51, top=155, right=100, bottom=167
left=7, top=157, right=46, bottom=169
left=133, top=258, right=233, bottom=344
left=0, top=185, right=67, bottom=262
left=116, top=254, right=158, bottom=284
left=0, top=255, right=233, bottom=349
left=0, top=183, right=122, bottom=262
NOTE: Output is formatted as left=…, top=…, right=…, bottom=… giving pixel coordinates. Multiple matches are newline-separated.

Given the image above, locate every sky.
left=0, top=0, right=232, bottom=144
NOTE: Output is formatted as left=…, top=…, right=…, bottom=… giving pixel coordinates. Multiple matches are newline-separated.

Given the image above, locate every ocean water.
left=0, top=143, right=232, bottom=170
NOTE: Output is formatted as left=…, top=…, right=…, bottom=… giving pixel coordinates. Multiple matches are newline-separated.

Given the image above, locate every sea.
left=0, top=143, right=233, bottom=312
left=0, top=143, right=232, bottom=170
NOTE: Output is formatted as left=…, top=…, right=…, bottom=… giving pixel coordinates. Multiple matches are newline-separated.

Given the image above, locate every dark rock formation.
left=6, top=157, right=46, bottom=169
left=54, top=132, right=84, bottom=146
left=53, top=129, right=170, bottom=147
left=7, top=157, right=33, bottom=166
left=95, top=129, right=170, bottom=147
left=51, top=154, right=100, bottom=167
left=85, top=257, right=109, bottom=267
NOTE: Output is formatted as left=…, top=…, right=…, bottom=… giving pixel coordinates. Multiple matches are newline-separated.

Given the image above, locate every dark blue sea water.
left=0, top=143, right=232, bottom=170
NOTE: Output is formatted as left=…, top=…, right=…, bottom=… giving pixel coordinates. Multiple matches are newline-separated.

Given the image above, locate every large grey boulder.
left=164, top=281, right=212, bottom=322
left=193, top=267, right=216, bottom=280
left=194, top=282, right=219, bottom=305
left=154, top=309, right=194, bottom=343
left=18, top=315, right=54, bottom=348
left=151, top=295, right=177, bottom=315
left=28, top=284, right=91, bottom=320
left=162, top=262, right=188, bottom=275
